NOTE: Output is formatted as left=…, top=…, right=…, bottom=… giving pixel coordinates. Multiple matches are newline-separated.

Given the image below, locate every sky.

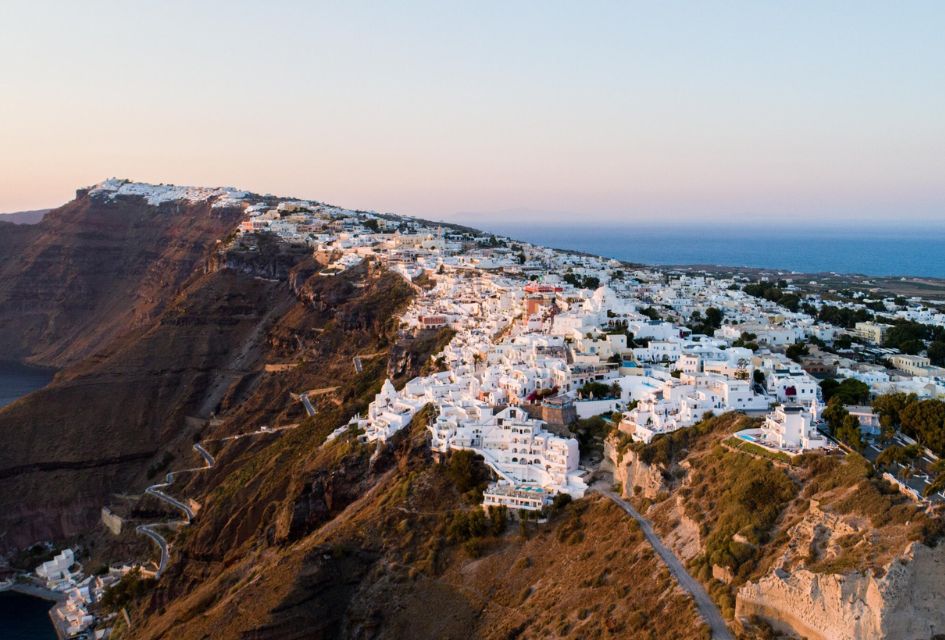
left=1, top=1, right=944, bottom=226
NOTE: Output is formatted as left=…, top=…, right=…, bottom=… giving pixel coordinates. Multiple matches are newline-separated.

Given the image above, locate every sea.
left=0, top=589, right=57, bottom=639
left=480, top=223, right=945, bottom=279
left=0, top=361, right=54, bottom=410
left=0, top=362, right=57, bottom=638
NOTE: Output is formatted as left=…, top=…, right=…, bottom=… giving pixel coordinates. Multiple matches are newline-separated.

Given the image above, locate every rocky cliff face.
left=737, top=541, right=945, bottom=640
left=208, top=231, right=319, bottom=282
left=0, top=185, right=338, bottom=550
left=609, top=414, right=945, bottom=639
left=735, top=511, right=945, bottom=640
left=0, top=268, right=301, bottom=549
left=604, top=436, right=667, bottom=500
left=0, top=188, right=243, bottom=367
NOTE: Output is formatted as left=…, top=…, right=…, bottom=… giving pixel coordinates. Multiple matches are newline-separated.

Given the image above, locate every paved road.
left=301, top=393, right=316, bottom=417
left=145, top=486, right=195, bottom=521
left=596, top=488, right=735, bottom=640
left=136, top=524, right=170, bottom=576
left=194, top=442, right=215, bottom=467
left=134, top=429, right=293, bottom=578
left=136, top=443, right=215, bottom=577
left=211, top=423, right=299, bottom=442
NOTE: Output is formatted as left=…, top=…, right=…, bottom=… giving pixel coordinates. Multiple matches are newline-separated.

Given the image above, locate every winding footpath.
left=135, top=443, right=215, bottom=577
left=595, top=487, right=735, bottom=640
left=300, top=393, right=317, bottom=417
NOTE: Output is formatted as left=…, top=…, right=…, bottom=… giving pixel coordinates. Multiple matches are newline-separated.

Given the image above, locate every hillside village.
left=13, top=180, right=945, bottom=639
left=212, top=180, right=945, bottom=509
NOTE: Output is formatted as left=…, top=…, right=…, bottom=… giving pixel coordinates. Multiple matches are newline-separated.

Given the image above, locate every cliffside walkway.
left=136, top=442, right=215, bottom=577
left=134, top=427, right=292, bottom=578
left=595, top=487, right=734, bottom=640
left=301, top=393, right=317, bottom=417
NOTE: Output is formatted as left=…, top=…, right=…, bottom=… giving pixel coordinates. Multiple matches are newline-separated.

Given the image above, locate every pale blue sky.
left=1, top=1, right=943, bottom=224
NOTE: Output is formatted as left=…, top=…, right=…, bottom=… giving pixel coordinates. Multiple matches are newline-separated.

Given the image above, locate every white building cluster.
left=36, top=547, right=77, bottom=589
left=136, top=177, right=941, bottom=500
left=30, top=544, right=142, bottom=638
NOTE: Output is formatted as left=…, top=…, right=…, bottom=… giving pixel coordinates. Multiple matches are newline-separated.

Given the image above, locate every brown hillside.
left=0, top=190, right=243, bottom=367
left=122, top=411, right=710, bottom=640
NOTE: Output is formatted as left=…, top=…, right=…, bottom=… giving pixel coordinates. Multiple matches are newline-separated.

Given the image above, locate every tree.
left=733, top=331, right=759, bottom=350
left=836, top=414, right=864, bottom=451
left=785, top=343, right=809, bottom=362
left=900, top=399, right=945, bottom=456
left=609, top=382, right=622, bottom=398
left=690, top=308, right=724, bottom=335
left=872, top=392, right=917, bottom=428
left=446, top=450, right=488, bottom=493
left=833, top=334, right=853, bottom=349
left=817, top=304, right=873, bottom=329
left=928, top=341, right=945, bottom=367
left=821, top=378, right=869, bottom=405
left=822, top=398, right=849, bottom=435
left=876, top=444, right=921, bottom=469
left=640, top=307, right=661, bottom=321
left=898, top=339, right=925, bottom=355
left=819, top=378, right=839, bottom=402
left=779, top=293, right=801, bottom=312
left=579, top=381, right=612, bottom=399
left=704, top=307, right=724, bottom=329
left=753, top=369, right=766, bottom=386
left=883, top=321, right=930, bottom=353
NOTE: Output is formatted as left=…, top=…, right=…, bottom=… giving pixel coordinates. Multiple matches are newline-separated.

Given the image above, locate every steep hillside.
left=0, top=267, right=296, bottom=549
left=0, top=187, right=243, bottom=367
left=117, top=410, right=710, bottom=640
left=607, top=413, right=945, bottom=639
left=0, top=196, right=431, bottom=551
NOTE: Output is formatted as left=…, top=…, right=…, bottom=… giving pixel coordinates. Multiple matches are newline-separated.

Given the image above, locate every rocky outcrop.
left=736, top=541, right=945, bottom=639
left=279, top=442, right=398, bottom=544
left=735, top=496, right=945, bottom=639
left=209, top=232, right=315, bottom=282
left=604, top=436, right=667, bottom=500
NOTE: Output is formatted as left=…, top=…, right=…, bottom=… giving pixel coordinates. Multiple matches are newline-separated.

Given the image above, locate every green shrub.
left=99, top=568, right=155, bottom=612
left=445, top=449, right=489, bottom=495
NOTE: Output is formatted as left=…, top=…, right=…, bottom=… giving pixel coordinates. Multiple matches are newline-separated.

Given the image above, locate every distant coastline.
left=0, top=209, right=49, bottom=225
left=476, top=222, right=945, bottom=280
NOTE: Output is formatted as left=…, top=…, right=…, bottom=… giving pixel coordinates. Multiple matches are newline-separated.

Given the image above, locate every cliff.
left=0, top=185, right=368, bottom=550
left=604, top=436, right=667, bottom=501
left=736, top=541, right=945, bottom=639
left=0, top=267, right=300, bottom=549
left=608, top=413, right=945, bottom=639
left=0, top=186, right=244, bottom=367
